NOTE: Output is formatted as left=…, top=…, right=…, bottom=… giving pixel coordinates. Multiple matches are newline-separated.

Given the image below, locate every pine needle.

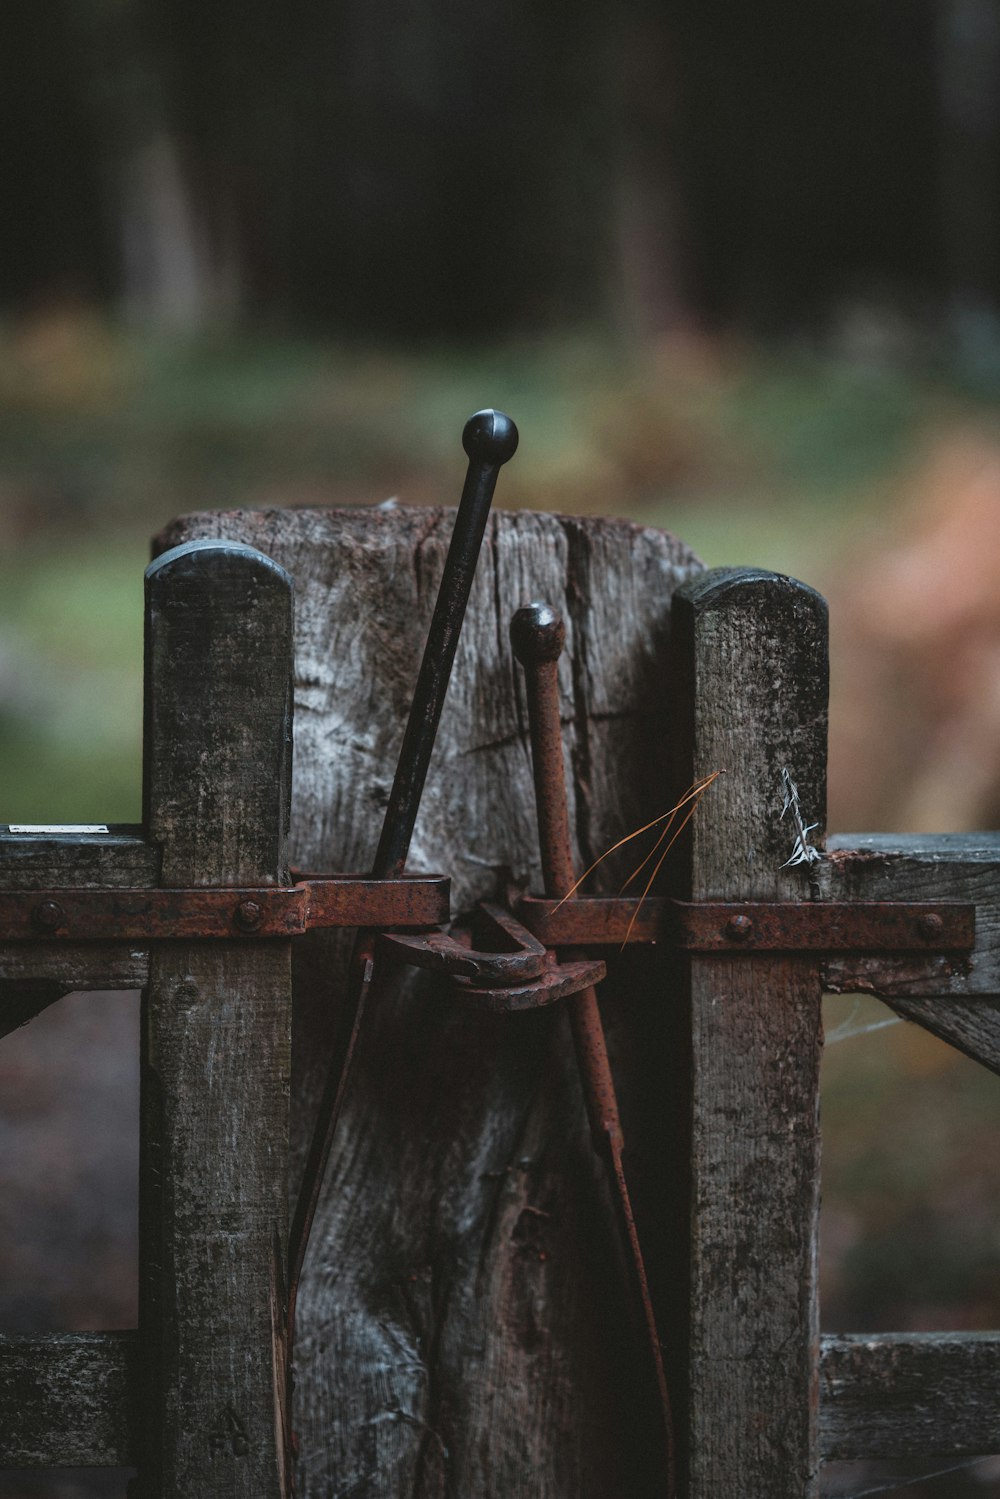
left=618, top=772, right=721, bottom=896
left=552, top=770, right=723, bottom=927
left=622, top=793, right=707, bottom=948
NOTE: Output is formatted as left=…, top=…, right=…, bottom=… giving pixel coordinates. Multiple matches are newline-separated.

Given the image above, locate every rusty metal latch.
left=0, top=874, right=450, bottom=941
left=515, top=895, right=976, bottom=953
left=379, top=901, right=606, bottom=1011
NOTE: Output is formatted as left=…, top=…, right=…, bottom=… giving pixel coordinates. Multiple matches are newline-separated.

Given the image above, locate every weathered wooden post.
left=671, top=568, right=828, bottom=1497
left=141, top=539, right=295, bottom=1496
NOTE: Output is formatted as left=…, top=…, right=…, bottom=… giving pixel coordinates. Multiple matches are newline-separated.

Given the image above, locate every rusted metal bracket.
left=380, top=901, right=548, bottom=982
left=516, top=895, right=976, bottom=953
left=379, top=901, right=606, bottom=1011
left=0, top=875, right=449, bottom=941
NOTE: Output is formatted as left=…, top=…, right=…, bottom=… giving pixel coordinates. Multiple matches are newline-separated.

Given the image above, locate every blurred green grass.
left=0, top=539, right=145, bottom=822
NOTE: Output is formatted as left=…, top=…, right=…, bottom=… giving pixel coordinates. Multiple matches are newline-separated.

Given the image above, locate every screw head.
left=510, top=602, right=566, bottom=664
left=234, top=898, right=264, bottom=932
left=725, top=913, right=755, bottom=943
left=462, top=409, right=519, bottom=467
left=918, top=911, right=945, bottom=941
left=32, top=900, right=65, bottom=931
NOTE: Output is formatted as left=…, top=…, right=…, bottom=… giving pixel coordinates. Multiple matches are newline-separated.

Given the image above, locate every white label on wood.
left=7, top=824, right=111, bottom=834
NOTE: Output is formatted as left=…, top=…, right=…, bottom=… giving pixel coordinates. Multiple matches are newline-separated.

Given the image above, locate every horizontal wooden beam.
left=8, top=1330, right=1000, bottom=1470
left=822, top=834, right=1000, bottom=1071
left=0, top=1331, right=138, bottom=1466
left=0, top=944, right=149, bottom=990
left=823, top=834, right=1000, bottom=998
left=0, top=948, right=148, bottom=1038
left=0, top=826, right=159, bottom=889
left=820, top=1331, right=1000, bottom=1461
left=0, top=828, right=156, bottom=1014
left=830, top=832, right=1000, bottom=864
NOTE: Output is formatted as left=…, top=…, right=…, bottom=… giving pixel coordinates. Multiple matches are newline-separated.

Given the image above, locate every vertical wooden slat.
left=671, top=567, right=828, bottom=1499
left=141, top=539, right=294, bottom=1498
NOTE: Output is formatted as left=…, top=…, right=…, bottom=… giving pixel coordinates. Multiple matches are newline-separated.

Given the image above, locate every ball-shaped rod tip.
left=463, top=409, right=519, bottom=466
left=510, top=602, right=565, bottom=664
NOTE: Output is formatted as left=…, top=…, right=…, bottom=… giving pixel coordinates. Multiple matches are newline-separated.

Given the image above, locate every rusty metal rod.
left=510, top=601, right=676, bottom=1498
left=287, top=410, right=518, bottom=1360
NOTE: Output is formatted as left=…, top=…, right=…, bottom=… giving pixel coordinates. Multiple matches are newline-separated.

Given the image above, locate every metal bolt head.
left=462, top=409, right=519, bottom=467
left=918, top=911, right=944, bottom=941
left=510, top=602, right=566, bottom=664
left=234, top=898, right=264, bottom=932
left=32, top=899, right=65, bottom=931
left=725, top=913, right=755, bottom=943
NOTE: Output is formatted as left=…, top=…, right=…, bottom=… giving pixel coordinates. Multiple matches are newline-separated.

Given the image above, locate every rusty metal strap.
left=0, top=875, right=449, bottom=941
left=516, top=896, right=976, bottom=953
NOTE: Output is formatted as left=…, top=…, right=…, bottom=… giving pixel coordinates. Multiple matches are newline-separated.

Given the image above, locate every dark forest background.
left=5, top=5, right=1000, bottom=1496
left=5, top=0, right=1000, bottom=352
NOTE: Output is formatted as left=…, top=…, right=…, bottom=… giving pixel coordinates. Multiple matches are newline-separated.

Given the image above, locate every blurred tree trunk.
left=936, top=0, right=1000, bottom=362
left=0, top=0, right=110, bottom=308
left=136, top=0, right=626, bottom=338
left=611, top=8, right=690, bottom=338
left=11, top=0, right=985, bottom=345
left=670, top=0, right=939, bottom=335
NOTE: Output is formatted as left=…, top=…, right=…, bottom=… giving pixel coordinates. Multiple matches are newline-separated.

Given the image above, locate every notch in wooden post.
left=141, top=539, right=294, bottom=1498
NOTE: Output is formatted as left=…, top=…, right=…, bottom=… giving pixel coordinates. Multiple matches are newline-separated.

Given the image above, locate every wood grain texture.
left=820, top=1332, right=1000, bottom=1461
left=0, top=826, right=157, bottom=888
left=155, top=506, right=702, bottom=1499
left=671, top=568, right=828, bottom=1499
left=0, top=1332, right=138, bottom=1466
left=141, top=540, right=294, bottom=1498
left=822, top=834, right=1000, bottom=1073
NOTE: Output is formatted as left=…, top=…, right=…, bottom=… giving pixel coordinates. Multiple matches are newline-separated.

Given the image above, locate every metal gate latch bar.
left=0, top=874, right=450, bottom=941
left=379, top=900, right=607, bottom=1011
left=515, top=896, right=976, bottom=953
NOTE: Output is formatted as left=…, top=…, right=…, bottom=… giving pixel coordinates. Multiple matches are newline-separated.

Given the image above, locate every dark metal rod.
left=286, top=410, right=518, bottom=1363
left=374, top=410, right=518, bottom=876
left=510, top=601, right=677, bottom=1499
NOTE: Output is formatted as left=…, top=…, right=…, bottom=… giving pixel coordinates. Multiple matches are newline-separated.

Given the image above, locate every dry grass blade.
left=552, top=771, right=723, bottom=948
left=621, top=773, right=720, bottom=947
left=618, top=771, right=723, bottom=896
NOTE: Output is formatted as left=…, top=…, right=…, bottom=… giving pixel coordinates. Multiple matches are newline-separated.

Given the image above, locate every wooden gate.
left=1, top=508, right=999, bottom=1496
